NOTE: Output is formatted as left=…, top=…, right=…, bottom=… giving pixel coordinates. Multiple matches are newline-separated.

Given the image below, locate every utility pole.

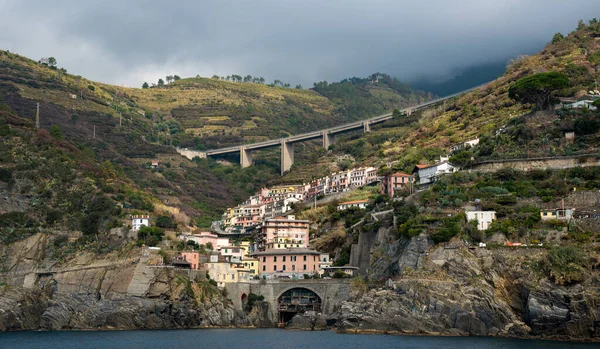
left=35, top=102, right=40, bottom=129
left=93, top=125, right=96, bottom=139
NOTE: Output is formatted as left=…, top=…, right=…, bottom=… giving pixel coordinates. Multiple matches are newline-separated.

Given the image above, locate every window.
left=303, top=256, right=307, bottom=261
left=313, top=256, right=316, bottom=261
left=263, top=257, right=266, bottom=262
left=283, top=265, right=286, bottom=271
left=292, top=265, right=295, bottom=271
left=303, top=264, right=307, bottom=270
left=263, top=266, right=266, bottom=271
left=283, top=256, right=286, bottom=262
left=274, top=265, right=277, bottom=271
left=274, top=256, right=277, bottom=262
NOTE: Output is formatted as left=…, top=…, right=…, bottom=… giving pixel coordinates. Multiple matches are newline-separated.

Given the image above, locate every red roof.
left=415, top=164, right=430, bottom=169
left=390, top=172, right=411, bottom=177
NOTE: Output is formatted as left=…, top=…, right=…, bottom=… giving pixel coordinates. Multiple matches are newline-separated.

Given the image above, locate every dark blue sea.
left=0, top=328, right=597, bottom=349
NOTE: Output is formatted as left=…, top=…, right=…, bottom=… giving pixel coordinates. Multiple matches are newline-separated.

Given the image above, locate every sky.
left=1, top=0, right=599, bottom=88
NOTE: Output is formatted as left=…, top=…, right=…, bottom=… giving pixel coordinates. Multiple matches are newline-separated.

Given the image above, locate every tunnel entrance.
left=277, top=288, right=322, bottom=326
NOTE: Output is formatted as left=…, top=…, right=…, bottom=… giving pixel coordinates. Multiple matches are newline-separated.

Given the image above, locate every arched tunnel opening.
left=277, top=288, right=322, bottom=326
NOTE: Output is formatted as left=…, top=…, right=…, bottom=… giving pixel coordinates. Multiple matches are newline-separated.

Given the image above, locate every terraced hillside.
left=282, top=20, right=600, bottom=179
left=0, top=51, right=433, bottom=228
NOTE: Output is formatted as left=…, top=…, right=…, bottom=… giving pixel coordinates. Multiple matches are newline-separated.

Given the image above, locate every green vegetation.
left=545, top=246, right=588, bottom=285
left=137, top=226, right=165, bottom=246
left=508, top=72, right=570, bottom=110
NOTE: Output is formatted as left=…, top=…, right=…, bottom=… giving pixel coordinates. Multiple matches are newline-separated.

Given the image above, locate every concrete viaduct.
left=177, top=86, right=481, bottom=175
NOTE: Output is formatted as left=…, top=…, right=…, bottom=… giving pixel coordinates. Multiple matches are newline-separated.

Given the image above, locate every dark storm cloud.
left=1, top=0, right=599, bottom=87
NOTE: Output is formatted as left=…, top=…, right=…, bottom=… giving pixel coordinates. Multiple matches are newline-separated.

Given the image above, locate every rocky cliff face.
left=0, top=233, right=251, bottom=331
left=338, top=242, right=600, bottom=341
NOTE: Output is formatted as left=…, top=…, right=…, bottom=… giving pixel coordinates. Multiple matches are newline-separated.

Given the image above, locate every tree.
left=49, top=125, right=64, bottom=140
left=142, top=82, right=149, bottom=89
left=166, top=75, right=173, bottom=84
left=211, top=75, right=220, bottom=79
left=551, top=32, right=564, bottom=44
left=205, top=242, right=213, bottom=250
left=508, top=72, right=570, bottom=110
left=137, top=226, right=165, bottom=246
left=295, top=84, right=302, bottom=89
left=157, top=78, right=165, bottom=86
left=47, top=57, right=57, bottom=68
left=173, top=75, right=181, bottom=81
left=156, top=215, right=177, bottom=229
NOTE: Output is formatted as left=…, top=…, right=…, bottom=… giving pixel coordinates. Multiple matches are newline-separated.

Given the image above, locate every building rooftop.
left=324, top=265, right=359, bottom=270
left=338, top=200, right=369, bottom=205
left=390, top=172, right=412, bottom=177
left=251, top=248, right=322, bottom=256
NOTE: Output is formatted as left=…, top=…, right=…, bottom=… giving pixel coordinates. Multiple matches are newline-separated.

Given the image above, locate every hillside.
left=279, top=20, right=600, bottom=180
left=0, top=50, right=433, bottom=232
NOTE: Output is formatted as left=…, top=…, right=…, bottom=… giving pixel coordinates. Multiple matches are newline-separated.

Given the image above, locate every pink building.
left=254, top=248, right=321, bottom=277
left=381, top=172, right=414, bottom=198
left=180, top=251, right=207, bottom=270
left=179, top=232, right=229, bottom=250
left=365, top=167, right=378, bottom=184
left=257, top=216, right=309, bottom=251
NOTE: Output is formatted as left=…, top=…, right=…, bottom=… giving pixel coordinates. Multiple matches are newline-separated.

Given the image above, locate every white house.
left=131, top=215, right=150, bottom=231
left=564, top=99, right=597, bottom=111
left=466, top=211, right=496, bottom=230
left=413, top=162, right=459, bottom=185
left=337, top=200, right=369, bottom=211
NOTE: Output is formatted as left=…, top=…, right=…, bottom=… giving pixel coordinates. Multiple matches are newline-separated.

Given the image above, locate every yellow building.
left=243, top=257, right=260, bottom=279
left=239, top=241, right=252, bottom=256
left=206, top=261, right=250, bottom=288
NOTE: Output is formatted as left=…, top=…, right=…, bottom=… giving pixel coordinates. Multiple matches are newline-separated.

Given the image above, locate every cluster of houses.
left=220, top=160, right=469, bottom=233
left=175, top=215, right=353, bottom=288
left=220, top=167, right=380, bottom=233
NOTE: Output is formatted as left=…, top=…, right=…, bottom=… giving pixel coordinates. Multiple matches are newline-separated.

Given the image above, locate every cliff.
left=0, top=233, right=245, bottom=331
left=338, top=216, right=600, bottom=341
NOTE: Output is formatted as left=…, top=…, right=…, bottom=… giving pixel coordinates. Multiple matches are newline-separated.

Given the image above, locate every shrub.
left=333, top=270, right=347, bottom=278
left=137, top=226, right=165, bottom=246
left=49, top=125, right=64, bottom=140
left=156, top=215, right=177, bottom=229
left=546, top=246, right=588, bottom=285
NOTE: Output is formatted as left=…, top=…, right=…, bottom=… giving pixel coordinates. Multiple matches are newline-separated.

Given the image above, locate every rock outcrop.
left=337, top=242, right=600, bottom=341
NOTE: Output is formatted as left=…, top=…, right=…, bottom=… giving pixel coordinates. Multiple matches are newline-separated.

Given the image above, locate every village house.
left=319, top=253, right=332, bottom=274
left=257, top=215, right=310, bottom=251
left=243, top=257, right=260, bottom=279
left=252, top=248, right=322, bottom=278
left=178, top=251, right=211, bottom=270
left=131, top=215, right=150, bottom=231
left=206, top=261, right=251, bottom=288
left=450, top=137, right=480, bottom=152
left=322, top=265, right=359, bottom=277
left=540, top=208, right=575, bottom=221
left=380, top=172, right=414, bottom=198
left=178, top=231, right=229, bottom=250
left=465, top=211, right=496, bottom=230
left=218, top=245, right=246, bottom=263
left=337, top=200, right=369, bottom=211
left=413, top=162, right=458, bottom=186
